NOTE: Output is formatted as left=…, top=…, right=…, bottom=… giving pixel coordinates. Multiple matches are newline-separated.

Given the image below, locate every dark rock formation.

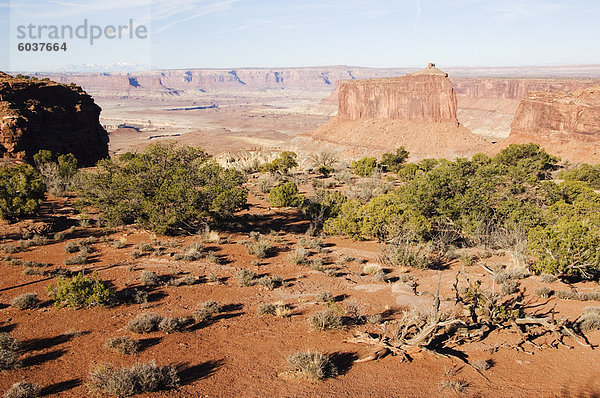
left=0, top=72, right=109, bottom=167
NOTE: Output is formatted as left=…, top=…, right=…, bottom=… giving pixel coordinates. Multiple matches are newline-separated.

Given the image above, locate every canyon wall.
left=337, top=64, right=458, bottom=123
left=0, top=73, right=109, bottom=166
left=496, top=86, right=600, bottom=163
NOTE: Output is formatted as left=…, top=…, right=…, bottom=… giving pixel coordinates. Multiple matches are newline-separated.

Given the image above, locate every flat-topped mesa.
left=337, top=63, right=459, bottom=124
left=0, top=73, right=109, bottom=167
left=511, top=86, right=600, bottom=142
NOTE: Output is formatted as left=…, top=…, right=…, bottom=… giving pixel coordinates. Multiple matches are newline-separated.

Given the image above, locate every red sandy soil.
left=2, top=195, right=600, bottom=397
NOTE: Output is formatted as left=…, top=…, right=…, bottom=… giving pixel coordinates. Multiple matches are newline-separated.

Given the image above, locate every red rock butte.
left=296, top=64, right=488, bottom=160
left=337, top=63, right=458, bottom=124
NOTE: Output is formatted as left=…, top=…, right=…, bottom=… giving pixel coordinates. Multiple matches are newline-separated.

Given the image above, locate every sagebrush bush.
left=127, top=313, right=163, bottom=333
left=309, top=308, right=343, bottom=331
left=168, top=275, right=196, bottom=286
left=63, top=251, right=89, bottom=266
left=11, top=293, right=40, bottom=310
left=0, top=164, right=46, bottom=220
left=244, top=233, right=274, bottom=258
left=193, top=300, right=223, bottom=322
left=578, top=307, right=600, bottom=332
left=0, top=334, right=21, bottom=351
left=0, top=349, right=21, bottom=370
left=89, top=361, right=179, bottom=396
left=48, top=272, right=115, bottom=308
left=288, top=247, right=309, bottom=265
left=158, top=317, right=191, bottom=333
left=286, top=351, right=338, bottom=380
left=79, top=142, right=247, bottom=235
left=236, top=269, right=257, bottom=287
left=257, top=302, right=291, bottom=317
left=3, top=382, right=40, bottom=398
left=104, top=336, right=140, bottom=355
left=257, top=275, right=284, bottom=290
left=140, top=271, right=161, bottom=287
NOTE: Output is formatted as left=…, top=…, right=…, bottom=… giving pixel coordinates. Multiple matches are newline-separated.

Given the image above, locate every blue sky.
left=1, top=0, right=599, bottom=71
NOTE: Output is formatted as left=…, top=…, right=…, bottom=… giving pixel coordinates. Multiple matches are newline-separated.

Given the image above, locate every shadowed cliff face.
left=336, top=65, right=459, bottom=123
left=0, top=73, right=109, bottom=167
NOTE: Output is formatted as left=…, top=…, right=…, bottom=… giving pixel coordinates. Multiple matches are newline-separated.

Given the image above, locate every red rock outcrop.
left=337, top=63, right=458, bottom=123
left=295, top=64, right=489, bottom=159
left=497, top=86, right=600, bottom=163
left=0, top=73, right=109, bottom=167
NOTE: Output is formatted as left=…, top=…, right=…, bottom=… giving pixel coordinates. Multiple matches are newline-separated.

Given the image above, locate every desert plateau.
left=3, top=1, right=600, bottom=397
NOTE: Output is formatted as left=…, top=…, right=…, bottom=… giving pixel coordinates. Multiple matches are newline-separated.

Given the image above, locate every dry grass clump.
left=256, top=275, right=284, bottom=290
left=158, top=317, right=192, bottom=333
left=168, top=275, right=196, bottom=287
left=0, top=244, right=19, bottom=254
left=139, top=271, right=161, bottom=287
left=0, top=334, right=21, bottom=351
left=63, top=249, right=90, bottom=265
left=309, top=308, right=343, bottom=331
left=540, top=273, right=557, bottom=283
left=577, top=307, right=600, bottom=332
left=493, top=266, right=527, bottom=284
left=63, top=241, right=80, bottom=253
left=104, top=337, right=140, bottom=355
left=536, top=287, right=553, bottom=298
left=244, top=233, right=274, bottom=258
left=193, top=301, right=223, bottom=323
left=555, top=290, right=600, bottom=301
left=471, top=359, right=494, bottom=371
left=438, top=380, right=469, bottom=394
left=315, top=291, right=334, bottom=303
left=236, top=269, right=257, bottom=287
left=3, top=382, right=41, bottom=398
left=127, top=313, right=163, bottom=333
left=257, top=302, right=291, bottom=318
left=89, top=361, right=179, bottom=396
left=384, top=241, right=431, bottom=269
left=362, top=263, right=382, bottom=275
left=11, top=293, right=40, bottom=310
left=288, top=247, right=309, bottom=265
left=0, top=349, right=21, bottom=370
left=286, top=351, right=338, bottom=380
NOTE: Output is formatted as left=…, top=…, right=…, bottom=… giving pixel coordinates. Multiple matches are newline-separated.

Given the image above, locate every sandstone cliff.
left=499, top=86, right=600, bottom=163
left=0, top=73, right=109, bottom=167
left=295, top=64, right=488, bottom=159
left=337, top=64, right=458, bottom=123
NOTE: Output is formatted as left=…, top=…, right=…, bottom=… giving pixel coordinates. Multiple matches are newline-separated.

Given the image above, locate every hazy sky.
left=1, top=0, right=599, bottom=71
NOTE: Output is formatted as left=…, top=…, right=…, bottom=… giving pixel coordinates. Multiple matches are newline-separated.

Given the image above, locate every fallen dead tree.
left=346, top=271, right=594, bottom=365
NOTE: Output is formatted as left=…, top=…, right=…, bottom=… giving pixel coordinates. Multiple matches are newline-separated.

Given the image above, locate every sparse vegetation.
left=104, top=336, right=140, bottom=355
left=79, top=142, right=247, bottom=234
left=244, top=233, right=273, bottom=258
left=3, top=382, right=40, bottom=398
left=193, top=300, right=223, bottom=322
left=89, top=361, right=179, bottom=396
left=11, top=293, right=40, bottom=310
left=309, top=308, right=343, bottom=330
left=127, top=313, right=163, bottom=333
left=286, top=351, right=338, bottom=380
left=236, top=269, right=257, bottom=287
